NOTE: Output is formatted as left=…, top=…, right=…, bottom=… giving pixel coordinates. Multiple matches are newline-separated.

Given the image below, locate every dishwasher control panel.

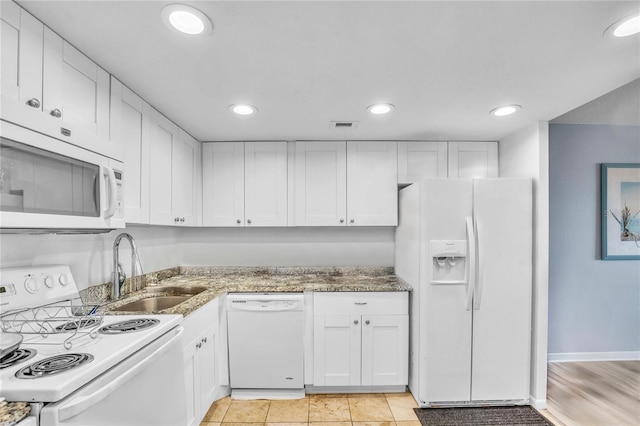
left=227, top=293, right=304, bottom=312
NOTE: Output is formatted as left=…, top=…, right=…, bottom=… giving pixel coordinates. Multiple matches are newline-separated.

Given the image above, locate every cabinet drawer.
left=314, top=292, right=408, bottom=315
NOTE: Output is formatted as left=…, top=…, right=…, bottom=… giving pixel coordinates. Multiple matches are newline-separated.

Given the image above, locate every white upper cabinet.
left=346, top=141, right=398, bottom=226
left=1, top=2, right=43, bottom=119
left=149, top=110, right=201, bottom=226
left=110, top=77, right=150, bottom=224
left=294, top=141, right=397, bottom=226
left=202, top=141, right=287, bottom=227
left=448, top=141, right=498, bottom=178
left=397, top=141, right=448, bottom=184
left=202, top=142, right=244, bottom=226
left=0, top=3, right=117, bottom=159
left=294, top=141, right=347, bottom=226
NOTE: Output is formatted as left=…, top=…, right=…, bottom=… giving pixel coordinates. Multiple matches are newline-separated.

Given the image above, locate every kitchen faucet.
left=112, top=232, right=144, bottom=299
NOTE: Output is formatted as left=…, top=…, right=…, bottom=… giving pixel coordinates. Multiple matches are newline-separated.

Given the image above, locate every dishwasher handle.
left=227, top=300, right=303, bottom=312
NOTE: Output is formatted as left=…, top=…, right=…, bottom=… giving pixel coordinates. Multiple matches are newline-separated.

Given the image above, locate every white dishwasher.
left=226, top=293, right=305, bottom=399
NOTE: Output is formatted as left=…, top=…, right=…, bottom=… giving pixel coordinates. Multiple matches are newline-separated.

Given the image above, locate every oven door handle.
left=57, top=326, right=184, bottom=422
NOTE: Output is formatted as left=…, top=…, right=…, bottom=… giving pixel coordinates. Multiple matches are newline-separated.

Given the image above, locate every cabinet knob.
left=180, top=217, right=185, bottom=223
left=354, top=320, right=359, bottom=325
left=50, top=108, right=62, bottom=118
left=247, top=219, right=252, bottom=224
left=174, top=217, right=179, bottom=222
left=365, top=320, right=370, bottom=325
left=350, top=219, right=355, bottom=224
left=236, top=219, right=241, bottom=224
left=196, top=342, right=202, bottom=349
left=202, top=337, right=207, bottom=343
left=339, top=218, right=344, bottom=223
left=26, top=98, right=40, bottom=108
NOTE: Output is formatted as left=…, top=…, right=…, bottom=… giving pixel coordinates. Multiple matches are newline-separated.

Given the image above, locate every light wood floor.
left=199, top=361, right=640, bottom=425
left=540, top=361, right=640, bottom=426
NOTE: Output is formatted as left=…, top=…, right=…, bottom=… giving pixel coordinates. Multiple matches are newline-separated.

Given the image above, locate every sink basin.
left=145, top=286, right=207, bottom=296
left=111, top=296, right=190, bottom=312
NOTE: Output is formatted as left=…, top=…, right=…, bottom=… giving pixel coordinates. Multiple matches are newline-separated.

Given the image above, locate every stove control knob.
left=44, top=275, right=55, bottom=288
left=58, top=274, right=70, bottom=286
left=24, top=276, right=40, bottom=294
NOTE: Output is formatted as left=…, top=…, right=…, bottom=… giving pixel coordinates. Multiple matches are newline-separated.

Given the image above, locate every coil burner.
left=0, top=348, right=37, bottom=370
left=98, top=318, right=160, bottom=334
left=16, top=353, right=93, bottom=379
left=54, top=317, right=102, bottom=332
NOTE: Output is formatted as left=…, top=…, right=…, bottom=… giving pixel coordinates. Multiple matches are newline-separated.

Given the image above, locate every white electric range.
left=0, top=265, right=187, bottom=426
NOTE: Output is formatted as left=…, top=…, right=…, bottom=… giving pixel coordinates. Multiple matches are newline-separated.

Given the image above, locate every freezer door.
left=419, top=179, right=474, bottom=403
left=471, top=179, right=532, bottom=401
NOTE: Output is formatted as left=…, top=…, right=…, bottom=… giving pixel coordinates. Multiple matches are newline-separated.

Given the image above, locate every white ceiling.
left=16, top=1, right=640, bottom=142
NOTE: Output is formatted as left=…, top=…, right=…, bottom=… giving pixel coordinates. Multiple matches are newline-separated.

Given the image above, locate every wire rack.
left=0, top=298, right=105, bottom=349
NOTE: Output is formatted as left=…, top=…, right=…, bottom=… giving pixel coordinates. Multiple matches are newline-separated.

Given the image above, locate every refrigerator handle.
left=474, top=217, right=484, bottom=310
left=465, top=216, right=476, bottom=311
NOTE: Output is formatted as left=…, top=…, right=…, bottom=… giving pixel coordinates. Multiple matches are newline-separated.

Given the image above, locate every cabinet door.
left=398, top=141, right=448, bottom=184
left=313, top=315, right=361, bottom=386
left=183, top=338, right=200, bottom=426
left=447, top=142, right=498, bottom=178
left=294, top=141, right=347, bottom=226
left=1, top=2, right=43, bottom=118
left=172, top=130, right=201, bottom=226
left=149, top=111, right=177, bottom=225
left=198, top=322, right=219, bottom=418
left=244, top=141, right=288, bottom=226
left=110, top=78, right=150, bottom=224
left=361, top=315, right=409, bottom=386
left=346, top=141, right=398, bottom=226
left=202, top=142, right=245, bottom=226
left=42, top=28, right=110, bottom=140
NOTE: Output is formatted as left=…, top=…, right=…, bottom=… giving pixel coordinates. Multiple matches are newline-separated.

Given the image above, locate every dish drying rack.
left=0, top=298, right=105, bottom=349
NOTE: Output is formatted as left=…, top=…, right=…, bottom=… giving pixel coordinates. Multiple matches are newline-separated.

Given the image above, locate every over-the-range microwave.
left=0, top=120, right=124, bottom=232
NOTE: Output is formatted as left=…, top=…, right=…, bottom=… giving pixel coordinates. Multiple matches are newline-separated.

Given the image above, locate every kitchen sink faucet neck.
left=112, top=233, right=143, bottom=299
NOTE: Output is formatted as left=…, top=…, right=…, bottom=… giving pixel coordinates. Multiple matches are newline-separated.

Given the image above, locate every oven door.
left=38, top=326, right=186, bottom=426
left=0, top=121, right=124, bottom=231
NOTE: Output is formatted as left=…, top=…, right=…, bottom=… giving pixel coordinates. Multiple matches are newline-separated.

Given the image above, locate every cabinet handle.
left=202, top=337, right=207, bottom=343
left=354, top=302, right=367, bottom=305
left=50, top=108, right=62, bottom=118
left=247, top=219, right=252, bottom=224
left=354, top=320, right=359, bottom=325
left=350, top=219, right=355, bottom=224
left=236, top=219, right=241, bottom=224
left=26, top=98, right=40, bottom=108
left=196, top=342, right=202, bottom=349
left=339, top=218, right=344, bottom=223
left=365, top=320, right=370, bottom=325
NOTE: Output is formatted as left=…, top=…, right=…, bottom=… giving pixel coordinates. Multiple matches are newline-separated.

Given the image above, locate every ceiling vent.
left=330, top=121, right=359, bottom=129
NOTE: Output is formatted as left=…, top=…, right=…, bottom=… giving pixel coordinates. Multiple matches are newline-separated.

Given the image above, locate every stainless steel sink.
left=111, top=296, right=191, bottom=312
left=145, top=286, right=207, bottom=296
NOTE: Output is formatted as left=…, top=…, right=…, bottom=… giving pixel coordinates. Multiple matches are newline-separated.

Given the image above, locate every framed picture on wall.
left=601, top=163, right=640, bottom=260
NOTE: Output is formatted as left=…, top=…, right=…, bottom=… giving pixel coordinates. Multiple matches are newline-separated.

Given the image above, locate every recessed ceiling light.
left=367, top=103, right=395, bottom=115
left=161, top=4, right=212, bottom=36
left=490, top=105, right=521, bottom=117
left=607, top=13, right=640, bottom=37
left=229, top=104, right=257, bottom=115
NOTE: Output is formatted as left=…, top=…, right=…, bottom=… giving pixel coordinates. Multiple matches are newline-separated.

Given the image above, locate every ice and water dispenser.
left=430, top=240, right=467, bottom=284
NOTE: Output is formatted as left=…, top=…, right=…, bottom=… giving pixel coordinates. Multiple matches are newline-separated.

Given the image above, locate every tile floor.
left=199, top=393, right=421, bottom=426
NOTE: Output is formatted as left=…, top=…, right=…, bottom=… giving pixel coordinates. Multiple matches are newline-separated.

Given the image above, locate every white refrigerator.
left=395, top=178, right=532, bottom=407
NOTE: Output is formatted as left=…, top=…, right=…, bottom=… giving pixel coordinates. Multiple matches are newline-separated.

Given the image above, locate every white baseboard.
left=530, top=396, right=547, bottom=410
left=548, top=351, right=640, bottom=362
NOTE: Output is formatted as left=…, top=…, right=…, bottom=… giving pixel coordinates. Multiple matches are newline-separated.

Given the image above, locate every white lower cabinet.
left=182, top=297, right=229, bottom=426
left=313, top=292, right=408, bottom=389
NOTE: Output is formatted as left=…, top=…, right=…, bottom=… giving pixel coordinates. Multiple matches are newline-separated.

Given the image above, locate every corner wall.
left=499, top=122, right=549, bottom=408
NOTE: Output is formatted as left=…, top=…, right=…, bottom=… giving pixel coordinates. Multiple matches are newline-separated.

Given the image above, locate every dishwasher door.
left=227, top=293, right=304, bottom=390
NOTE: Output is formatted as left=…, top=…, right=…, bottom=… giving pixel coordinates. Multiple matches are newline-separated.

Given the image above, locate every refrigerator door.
left=419, top=179, right=474, bottom=403
left=471, top=179, right=532, bottom=401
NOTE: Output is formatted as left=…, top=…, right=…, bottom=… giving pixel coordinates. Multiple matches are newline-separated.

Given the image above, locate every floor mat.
left=414, top=405, right=554, bottom=425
